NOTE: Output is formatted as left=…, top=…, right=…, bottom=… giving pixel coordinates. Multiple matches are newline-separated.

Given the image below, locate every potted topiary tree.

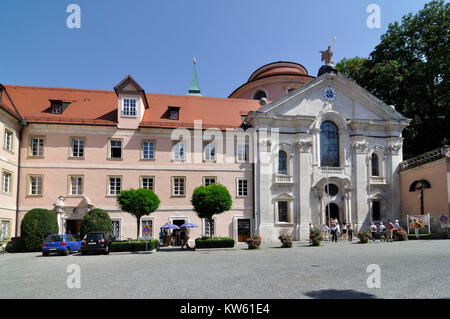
left=310, top=229, right=322, bottom=246
left=278, top=232, right=293, bottom=248
left=20, top=208, right=59, bottom=252
left=246, top=235, right=262, bottom=249
left=117, top=188, right=160, bottom=241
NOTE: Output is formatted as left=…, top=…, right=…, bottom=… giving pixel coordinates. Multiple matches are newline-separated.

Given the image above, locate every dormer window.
left=49, top=100, right=70, bottom=114
left=169, top=108, right=179, bottom=120
left=121, top=98, right=137, bottom=117
left=51, top=103, right=62, bottom=114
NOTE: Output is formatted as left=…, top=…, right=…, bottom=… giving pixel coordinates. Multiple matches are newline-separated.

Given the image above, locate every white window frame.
left=140, top=176, right=155, bottom=191
left=173, top=142, right=185, bottom=161
left=142, top=140, right=155, bottom=160
left=172, top=177, right=186, bottom=197
left=237, top=144, right=248, bottom=163
left=30, top=137, right=45, bottom=157
left=236, top=178, right=248, bottom=197
left=203, top=176, right=216, bottom=187
left=121, top=98, right=137, bottom=117
left=2, top=170, right=12, bottom=194
left=28, top=175, right=43, bottom=196
left=3, top=129, right=13, bottom=152
left=69, top=175, right=83, bottom=196
left=50, top=103, right=62, bottom=114
left=108, top=176, right=122, bottom=196
left=204, top=143, right=216, bottom=162
left=70, top=137, right=85, bottom=158
left=109, top=139, right=123, bottom=159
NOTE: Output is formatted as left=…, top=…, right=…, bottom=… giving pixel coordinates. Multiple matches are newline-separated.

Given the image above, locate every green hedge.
left=111, top=240, right=158, bottom=252
left=195, top=237, right=235, bottom=249
left=20, top=208, right=59, bottom=252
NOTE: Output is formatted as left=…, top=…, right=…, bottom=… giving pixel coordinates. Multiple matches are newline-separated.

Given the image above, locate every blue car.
left=42, top=234, right=81, bottom=256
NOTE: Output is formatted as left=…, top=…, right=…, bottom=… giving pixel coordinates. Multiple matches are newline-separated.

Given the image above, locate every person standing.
left=309, top=223, right=314, bottom=243
left=385, top=219, right=394, bottom=242
left=394, top=220, right=400, bottom=229
left=323, top=224, right=330, bottom=241
left=414, top=219, right=421, bottom=239
left=342, top=220, right=348, bottom=239
left=379, top=222, right=386, bottom=242
left=331, top=223, right=338, bottom=242
left=370, top=223, right=377, bottom=242
left=347, top=223, right=353, bottom=242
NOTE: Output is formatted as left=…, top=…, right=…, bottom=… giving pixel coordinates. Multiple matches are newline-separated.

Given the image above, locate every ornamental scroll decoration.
left=388, top=144, right=402, bottom=155
left=353, top=142, right=368, bottom=154
left=297, top=139, right=313, bottom=153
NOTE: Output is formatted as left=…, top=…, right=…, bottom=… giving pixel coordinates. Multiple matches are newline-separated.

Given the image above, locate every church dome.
left=229, top=61, right=315, bottom=101
left=248, top=62, right=309, bottom=82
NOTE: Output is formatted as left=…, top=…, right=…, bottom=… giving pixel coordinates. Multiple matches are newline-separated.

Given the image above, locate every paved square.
left=1, top=239, right=449, bottom=299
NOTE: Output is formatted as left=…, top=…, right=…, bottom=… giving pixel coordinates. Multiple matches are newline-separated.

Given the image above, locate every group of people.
left=159, top=228, right=191, bottom=249
left=314, top=218, right=402, bottom=243
left=316, top=219, right=354, bottom=243
left=368, top=219, right=400, bottom=242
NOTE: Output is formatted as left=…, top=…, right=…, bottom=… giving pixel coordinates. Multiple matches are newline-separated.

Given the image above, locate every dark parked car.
left=81, top=231, right=115, bottom=255
left=42, top=234, right=82, bottom=256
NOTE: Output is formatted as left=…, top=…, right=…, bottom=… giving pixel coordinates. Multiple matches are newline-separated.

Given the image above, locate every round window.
left=325, top=184, right=339, bottom=196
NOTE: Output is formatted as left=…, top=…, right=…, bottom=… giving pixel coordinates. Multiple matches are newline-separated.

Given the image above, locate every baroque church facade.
left=0, top=56, right=410, bottom=242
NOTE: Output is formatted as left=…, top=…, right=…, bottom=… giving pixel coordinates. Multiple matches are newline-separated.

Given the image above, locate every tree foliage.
left=336, top=0, right=449, bottom=158
left=116, top=188, right=160, bottom=240
left=20, top=208, right=59, bottom=252
left=80, top=208, right=112, bottom=239
left=191, top=184, right=232, bottom=238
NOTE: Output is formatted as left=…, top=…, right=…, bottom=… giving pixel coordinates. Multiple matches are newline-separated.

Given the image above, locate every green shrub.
left=195, top=237, right=235, bottom=249
left=394, top=228, right=408, bottom=241
left=20, top=208, right=58, bottom=252
left=80, top=208, right=112, bottom=239
left=111, top=239, right=158, bottom=252
left=310, top=229, right=322, bottom=246
left=278, top=232, right=293, bottom=248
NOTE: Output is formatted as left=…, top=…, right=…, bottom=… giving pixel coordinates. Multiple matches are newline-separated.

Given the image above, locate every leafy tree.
left=116, top=188, right=160, bottom=240
left=80, top=208, right=112, bottom=239
left=20, top=208, right=58, bottom=252
left=191, top=184, right=232, bottom=238
left=336, top=0, right=449, bottom=158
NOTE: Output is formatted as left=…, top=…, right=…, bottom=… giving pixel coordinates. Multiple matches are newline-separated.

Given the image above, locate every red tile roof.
left=2, top=85, right=260, bottom=129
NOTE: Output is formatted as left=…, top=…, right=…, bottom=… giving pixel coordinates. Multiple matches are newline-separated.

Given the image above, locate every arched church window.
left=253, top=90, right=267, bottom=100
left=371, top=153, right=379, bottom=176
left=320, top=121, right=339, bottom=167
left=278, top=150, right=288, bottom=175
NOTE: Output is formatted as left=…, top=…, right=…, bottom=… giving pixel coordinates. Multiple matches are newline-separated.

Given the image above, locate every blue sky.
left=0, top=0, right=431, bottom=98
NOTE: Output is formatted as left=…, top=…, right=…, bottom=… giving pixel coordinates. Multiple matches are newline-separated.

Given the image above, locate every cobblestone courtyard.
left=1, top=239, right=449, bottom=299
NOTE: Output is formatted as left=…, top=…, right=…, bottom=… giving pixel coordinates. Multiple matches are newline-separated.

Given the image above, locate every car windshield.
left=85, top=233, right=104, bottom=240
left=45, top=235, right=63, bottom=242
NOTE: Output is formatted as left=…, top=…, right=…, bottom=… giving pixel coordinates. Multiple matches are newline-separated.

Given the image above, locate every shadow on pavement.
left=304, top=289, right=377, bottom=299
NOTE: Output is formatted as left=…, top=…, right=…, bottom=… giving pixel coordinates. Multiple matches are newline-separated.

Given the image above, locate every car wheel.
left=64, top=248, right=70, bottom=256
left=42, top=251, right=49, bottom=256
left=104, top=245, right=110, bottom=255
left=81, top=251, right=87, bottom=255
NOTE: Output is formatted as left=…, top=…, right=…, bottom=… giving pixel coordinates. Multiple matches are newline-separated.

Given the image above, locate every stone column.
left=388, top=138, right=403, bottom=221
left=351, top=137, right=369, bottom=232
left=297, top=135, right=313, bottom=240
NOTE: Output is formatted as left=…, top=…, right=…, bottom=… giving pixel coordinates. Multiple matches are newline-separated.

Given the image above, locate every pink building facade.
left=1, top=60, right=413, bottom=243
